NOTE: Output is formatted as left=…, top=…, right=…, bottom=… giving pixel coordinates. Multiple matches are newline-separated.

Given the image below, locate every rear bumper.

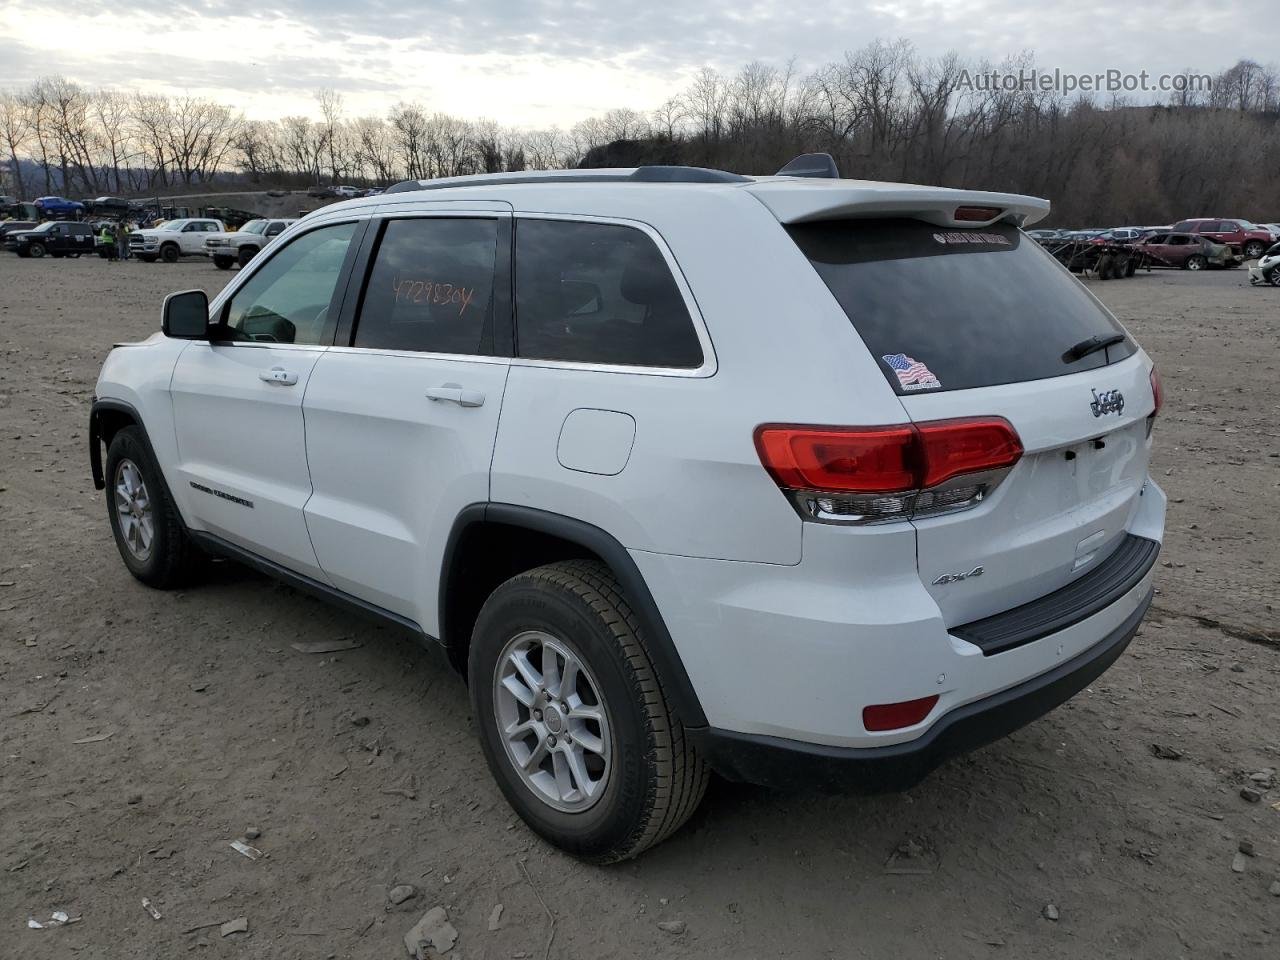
left=696, top=586, right=1151, bottom=790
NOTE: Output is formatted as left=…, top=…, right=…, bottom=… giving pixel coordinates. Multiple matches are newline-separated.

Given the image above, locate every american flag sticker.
left=881, top=353, right=942, bottom=391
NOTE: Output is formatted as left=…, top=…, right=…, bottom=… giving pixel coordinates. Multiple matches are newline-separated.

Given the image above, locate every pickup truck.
left=129, top=218, right=226, bottom=262
left=4, top=220, right=95, bottom=258
left=204, top=218, right=296, bottom=269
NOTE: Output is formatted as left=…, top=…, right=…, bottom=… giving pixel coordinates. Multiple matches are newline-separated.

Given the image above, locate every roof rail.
left=382, top=165, right=751, bottom=195
left=775, top=153, right=840, bottom=179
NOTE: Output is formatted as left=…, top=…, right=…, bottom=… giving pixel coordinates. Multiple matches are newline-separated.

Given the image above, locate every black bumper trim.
left=954, top=534, right=1160, bottom=656
left=695, top=586, right=1152, bottom=792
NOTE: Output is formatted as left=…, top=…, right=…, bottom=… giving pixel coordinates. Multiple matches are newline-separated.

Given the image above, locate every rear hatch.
left=786, top=217, right=1157, bottom=628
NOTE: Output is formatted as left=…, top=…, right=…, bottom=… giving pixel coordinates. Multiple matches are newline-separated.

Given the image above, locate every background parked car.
left=0, top=220, right=38, bottom=242
left=1136, top=232, right=1235, bottom=270
left=4, top=220, right=95, bottom=258
left=129, top=218, right=226, bottom=262
left=1247, top=241, right=1280, bottom=285
left=1170, top=219, right=1276, bottom=259
left=205, top=217, right=296, bottom=269
left=33, top=196, right=86, bottom=220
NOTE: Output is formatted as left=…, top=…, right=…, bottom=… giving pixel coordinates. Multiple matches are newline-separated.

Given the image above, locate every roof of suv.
left=322, top=165, right=1051, bottom=229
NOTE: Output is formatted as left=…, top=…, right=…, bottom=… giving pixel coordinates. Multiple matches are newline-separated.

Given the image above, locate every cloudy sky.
left=0, top=0, right=1267, bottom=127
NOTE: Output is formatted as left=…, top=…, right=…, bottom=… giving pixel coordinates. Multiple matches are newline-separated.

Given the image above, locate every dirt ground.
left=1, top=255, right=1277, bottom=960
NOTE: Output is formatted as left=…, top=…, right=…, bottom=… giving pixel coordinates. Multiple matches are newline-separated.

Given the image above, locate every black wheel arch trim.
left=90, top=398, right=160, bottom=491
left=441, top=503, right=709, bottom=729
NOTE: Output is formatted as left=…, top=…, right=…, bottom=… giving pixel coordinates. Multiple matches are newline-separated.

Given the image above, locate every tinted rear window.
left=786, top=219, right=1134, bottom=393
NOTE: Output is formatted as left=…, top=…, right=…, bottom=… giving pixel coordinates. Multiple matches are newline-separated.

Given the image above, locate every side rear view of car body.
left=90, top=162, right=1165, bottom=861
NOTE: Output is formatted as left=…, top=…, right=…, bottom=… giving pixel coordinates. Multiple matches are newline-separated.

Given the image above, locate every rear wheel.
left=1186, top=254, right=1206, bottom=271
left=1244, top=240, right=1265, bottom=259
left=213, top=255, right=234, bottom=270
left=104, top=426, right=201, bottom=588
left=160, top=243, right=180, bottom=263
left=469, top=560, right=708, bottom=863
left=1095, top=254, right=1114, bottom=279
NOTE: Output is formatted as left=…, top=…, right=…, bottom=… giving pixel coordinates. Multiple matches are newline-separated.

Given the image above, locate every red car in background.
left=1170, top=219, right=1277, bottom=259
left=1136, top=231, right=1237, bottom=270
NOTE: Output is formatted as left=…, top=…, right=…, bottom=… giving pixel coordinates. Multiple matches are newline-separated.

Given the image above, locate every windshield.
left=786, top=218, right=1135, bottom=394
left=240, top=220, right=267, bottom=235
left=159, top=221, right=183, bottom=231
left=31, top=222, right=57, bottom=233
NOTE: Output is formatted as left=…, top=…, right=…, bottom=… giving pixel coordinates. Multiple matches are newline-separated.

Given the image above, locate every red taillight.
left=754, top=425, right=918, bottom=493
left=1149, top=367, right=1163, bottom=419
left=915, top=418, right=1025, bottom=487
left=863, top=695, right=939, bottom=732
left=755, top=418, right=1022, bottom=523
left=954, top=206, right=1001, bottom=222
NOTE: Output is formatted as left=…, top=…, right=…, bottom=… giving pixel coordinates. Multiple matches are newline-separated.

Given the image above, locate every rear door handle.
left=426, top=384, right=485, bottom=407
left=259, top=366, right=298, bottom=386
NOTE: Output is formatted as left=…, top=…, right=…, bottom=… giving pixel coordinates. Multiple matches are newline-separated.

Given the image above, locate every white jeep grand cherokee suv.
left=89, top=157, right=1165, bottom=862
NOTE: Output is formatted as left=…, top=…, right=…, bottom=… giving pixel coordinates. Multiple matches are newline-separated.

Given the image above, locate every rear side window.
left=515, top=219, right=702, bottom=368
left=354, top=218, right=497, bottom=355
left=786, top=219, right=1134, bottom=394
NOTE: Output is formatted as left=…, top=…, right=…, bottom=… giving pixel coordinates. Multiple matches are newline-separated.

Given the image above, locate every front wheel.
left=160, top=243, right=180, bottom=263
left=104, top=426, right=201, bottom=588
left=469, top=560, right=708, bottom=863
left=237, top=246, right=257, bottom=267
left=1244, top=240, right=1265, bottom=259
left=28, top=242, right=46, bottom=258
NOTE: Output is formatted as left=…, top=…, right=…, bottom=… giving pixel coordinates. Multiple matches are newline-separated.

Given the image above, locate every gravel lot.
left=1, top=255, right=1277, bottom=959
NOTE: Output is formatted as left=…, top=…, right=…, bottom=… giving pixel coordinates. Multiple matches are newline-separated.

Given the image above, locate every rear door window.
left=514, top=219, right=703, bottom=368
left=786, top=219, right=1134, bottom=394
left=352, top=217, right=498, bottom=355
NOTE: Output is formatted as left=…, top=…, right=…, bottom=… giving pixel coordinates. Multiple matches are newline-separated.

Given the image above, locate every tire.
left=1269, top=270, right=1280, bottom=287
left=160, top=243, right=180, bottom=263
left=1095, top=254, right=1114, bottom=279
left=104, top=426, right=201, bottom=589
left=469, top=560, right=708, bottom=863
left=1186, top=254, right=1206, bottom=271
left=1244, top=240, right=1265, bottom=259
left=28, top=242, right=46, bottom=258
left=237, top=246, right=257, bottom=267
left=213, top=256, right=234, bottom=270
left=1124, top=256, right=1137, bottom=277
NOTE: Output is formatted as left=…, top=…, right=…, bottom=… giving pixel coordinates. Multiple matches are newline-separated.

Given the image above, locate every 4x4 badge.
left=1090, top=389, right=1124, bottom=417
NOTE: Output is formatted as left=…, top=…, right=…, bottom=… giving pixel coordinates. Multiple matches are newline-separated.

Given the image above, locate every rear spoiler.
left=745, top=179, right=1051, bottom=229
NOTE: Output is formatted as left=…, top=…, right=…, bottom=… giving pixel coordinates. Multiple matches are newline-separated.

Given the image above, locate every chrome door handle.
left=259, top=366, right=299, bottom=385
left=426, top=384, right=485, bottom=407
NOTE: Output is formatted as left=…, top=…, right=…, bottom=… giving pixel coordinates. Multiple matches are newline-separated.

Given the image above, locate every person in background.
left=98, top=221, right=117, bottom=262
left=117, top=219, right=131, bottom=261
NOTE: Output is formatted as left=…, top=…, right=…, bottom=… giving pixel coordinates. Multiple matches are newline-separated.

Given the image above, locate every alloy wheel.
left=114, top=458, right=155, bottom=562
left=493, top=630, right=612, bottom=813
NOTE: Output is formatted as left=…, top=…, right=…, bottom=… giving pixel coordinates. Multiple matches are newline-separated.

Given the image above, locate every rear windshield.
left=787, top=219, right=1135, bottom=393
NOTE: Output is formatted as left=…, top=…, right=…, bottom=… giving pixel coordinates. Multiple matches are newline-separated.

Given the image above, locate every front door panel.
left=170, top=342, right=329, bottom=579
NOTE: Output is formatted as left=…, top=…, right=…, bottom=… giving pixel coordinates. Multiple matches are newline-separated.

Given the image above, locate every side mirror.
left=162, top=289, right=210, bottom=339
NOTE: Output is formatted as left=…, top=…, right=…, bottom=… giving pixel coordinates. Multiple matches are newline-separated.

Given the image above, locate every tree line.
left=2, top=44, right=1278, bottom=225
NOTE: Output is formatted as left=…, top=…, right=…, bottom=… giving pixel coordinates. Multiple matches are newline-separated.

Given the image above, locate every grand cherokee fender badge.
left=1090, top=389, right=1124, bottom=417
left=932, top=566, right=984, bottom=586
left=189, top=480, right=254, bottom=509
